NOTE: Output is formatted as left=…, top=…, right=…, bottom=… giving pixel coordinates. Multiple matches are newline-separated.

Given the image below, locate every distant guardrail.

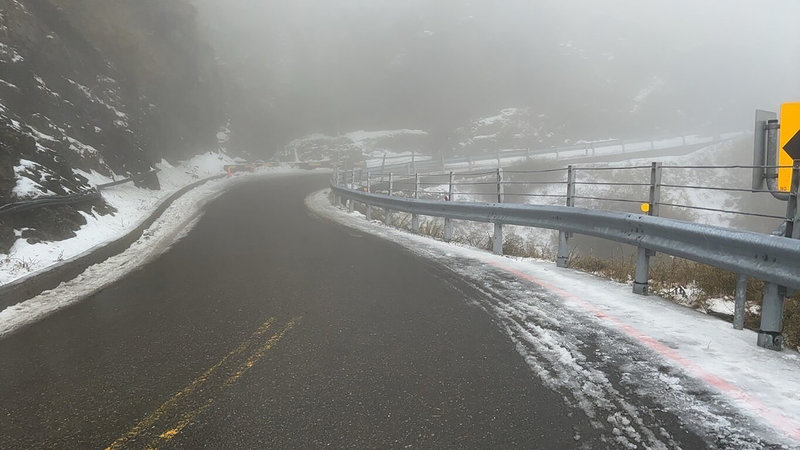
left=0, top=169, right=160, bottom=217
left=0, top=191, right=101, bottom=217
left=96, top=169, right=160, bottom=189
left=363, top=132, right=746, bottom=174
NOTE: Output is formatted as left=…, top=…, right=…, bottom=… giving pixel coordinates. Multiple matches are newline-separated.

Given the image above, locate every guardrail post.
left=493, top=168, right=504, bottom=255
left=733, top=274, right=747, bottom=330
left=633, top=162, right=662, bottom=295
left=365, top=171, right=372, bottom=221
left=757, top=160, right=799, bottom=350
left=348, top=170, right=355, bottom=212
left=556, top=165, right=575, bottom=267
left=333, top=168, right=341, bottom=206
left=412, top=173, right=420, bottom=233
left=758, top=284, right=785, bottom=350
left=385, top=173, right=393, bottom=226
left=444, top=171, right=454, bottom=241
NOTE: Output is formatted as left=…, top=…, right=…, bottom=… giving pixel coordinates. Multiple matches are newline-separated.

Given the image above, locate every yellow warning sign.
left=778, top=103, right=800, bottom=191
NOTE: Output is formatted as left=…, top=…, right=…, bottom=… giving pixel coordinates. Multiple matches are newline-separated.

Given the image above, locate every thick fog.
left=191, top=0, right=800, bottom=155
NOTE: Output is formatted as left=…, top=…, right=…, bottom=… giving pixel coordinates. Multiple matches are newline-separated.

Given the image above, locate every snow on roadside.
left=307, top=189, right=800, bottom=449
left=0, top=167, right=307, bottom=337
left=4, top=152, right=257, bottom=286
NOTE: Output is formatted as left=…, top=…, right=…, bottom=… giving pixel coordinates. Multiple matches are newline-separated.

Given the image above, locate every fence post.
left=497, top=151, right=501, bottom=168
left=385, top=173, right=393, bottom=226
left=556, top=165, right=575, bottom=267
left=733, top=274, right=747, bottom=330
left=380, top=154, right=386, bottom=183
left=444, top=171, right=454, bottom=241
left=365, top=171, right=372, bottom=221
left=412, top=173, right=420, bottom=233
left=493, top=168, right=504, bottom=255
left=348, top=169, right=355, bottom=213
left=758, top=160, right=799, bottom=349
left=412, top=151, right=416, bottom=174
left=633, top=162, right=662, bottom=295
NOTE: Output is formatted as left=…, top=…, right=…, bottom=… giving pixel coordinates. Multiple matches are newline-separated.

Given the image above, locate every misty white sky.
left=190, top=0, right=800, bottom=146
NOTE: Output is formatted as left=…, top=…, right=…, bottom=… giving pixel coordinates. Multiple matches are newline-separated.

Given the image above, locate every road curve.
left=0, top=174, right=706, bottom=448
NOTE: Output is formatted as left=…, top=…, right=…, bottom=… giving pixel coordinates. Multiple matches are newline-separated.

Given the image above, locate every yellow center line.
left=145, top=318, right=300, bottom=449
left=105, top=317, right=277, bottom=450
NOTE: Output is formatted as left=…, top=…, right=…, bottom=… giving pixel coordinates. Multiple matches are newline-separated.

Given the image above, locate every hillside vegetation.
left=0, top=0, right=227, bottom=252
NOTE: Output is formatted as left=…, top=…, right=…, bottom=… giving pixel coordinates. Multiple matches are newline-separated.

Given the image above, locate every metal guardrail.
left=331, top=186, right=800, bottom=289
left=330, top=156, right=800, bottom=350
left=0, top=191, right=101, bottom=217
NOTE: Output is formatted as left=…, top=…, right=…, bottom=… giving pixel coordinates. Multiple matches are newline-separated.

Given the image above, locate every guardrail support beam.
left=332, top=168, right=341, bottom=206
left=633, top=247, right=650, bottom=295
left=758, top=283, right=785, bottom=350
left=758, top=159, right=799, bottom=349
left=385, top=173, right=393, bottom=226
left=557, top=166, right=575, bottom=268
left=633, top=162, right=662, bottom=296
left=444, top=172, right=454, bottom=241
left=348, top=169, right=355, bottom=213
left=734, top=274, right=747, bottom=330
left=412, top=173, right=420, bottom=233
left=493, top=168, right=504, bottom=255
left=366, top=171, right=372, bottom=221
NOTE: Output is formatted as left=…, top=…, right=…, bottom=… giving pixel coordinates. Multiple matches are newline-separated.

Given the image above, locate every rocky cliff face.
left=0, top=0, right=227, bottom=252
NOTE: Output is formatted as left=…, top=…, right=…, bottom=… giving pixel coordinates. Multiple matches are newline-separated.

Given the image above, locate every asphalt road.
left=0, top=174, right=707, bottom=448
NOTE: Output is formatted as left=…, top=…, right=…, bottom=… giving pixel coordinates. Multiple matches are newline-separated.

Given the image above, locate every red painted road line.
left=485, top=258, right=800, bottom=442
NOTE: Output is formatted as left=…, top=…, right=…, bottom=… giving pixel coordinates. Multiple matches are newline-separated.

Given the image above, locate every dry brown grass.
left=570, top=253, right=634, bottom=283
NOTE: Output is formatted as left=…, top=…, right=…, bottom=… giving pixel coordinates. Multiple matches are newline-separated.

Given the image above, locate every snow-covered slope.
left=0, top=152, right=246, bottom=286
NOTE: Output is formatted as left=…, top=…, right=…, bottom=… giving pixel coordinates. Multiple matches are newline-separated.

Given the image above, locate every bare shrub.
left=419, top=218, right=444, bottom=239
left=784, top=294, right=800, bottom=351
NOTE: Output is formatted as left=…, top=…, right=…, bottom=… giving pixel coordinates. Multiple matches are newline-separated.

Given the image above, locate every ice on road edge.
left=306, top=188, right=800, bottom=449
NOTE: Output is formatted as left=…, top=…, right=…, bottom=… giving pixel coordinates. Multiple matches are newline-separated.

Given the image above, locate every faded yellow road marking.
left=224, top=318, right=298, bottom=387
left=146, top=318, right=299, bottom=448
left=106, top=316, right=295, bottom=450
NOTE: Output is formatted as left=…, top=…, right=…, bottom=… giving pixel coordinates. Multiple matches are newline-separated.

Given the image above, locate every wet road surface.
left=0, top=174, right=706, bottom=448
